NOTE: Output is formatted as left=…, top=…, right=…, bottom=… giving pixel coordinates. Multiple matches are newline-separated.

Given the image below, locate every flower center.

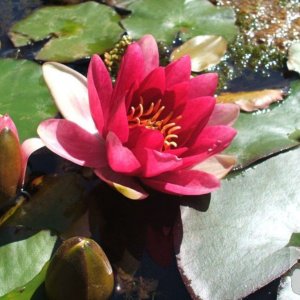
left=127, top=97, right=182, bottom=150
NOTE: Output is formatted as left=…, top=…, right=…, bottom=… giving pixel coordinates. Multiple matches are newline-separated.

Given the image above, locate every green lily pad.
left=9, top=2, right=124, bottom=62
left=122, top=0, right=237, bottom=45
left=288, top=42, right=300, bottom=74
left=0, top=59, right=56, bottom=142
left=0, top=262, right=48, bottom=300
left=175, top=147, right=300, bottom=300
left=0, top=229, right=57, bottom=296
left=7, top=173, right=87, bottom=234
left=226, top=80, right=300, bottom=168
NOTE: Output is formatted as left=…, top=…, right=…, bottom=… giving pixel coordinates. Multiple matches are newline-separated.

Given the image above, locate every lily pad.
left=0, top=228, right=57, bottom=296
left=226, top=80, right=300, bottom=168
left=175, top=147, right=300, bottom=300
left=9, top=2, right=124, bottom=62
left=0, top=262, right=48, bottom=300
left=0, top=59, right=56, bottom=142
left=170, top=35, right=227, bottom=72
left=287, top=42, right=300, bottom=74
left=122, top=0, right=237, bottom=45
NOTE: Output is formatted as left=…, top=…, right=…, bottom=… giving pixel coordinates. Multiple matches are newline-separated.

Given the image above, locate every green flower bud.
left=0, top=128, right=22, bottom=206
left=45, top=237, right=114, bottom=300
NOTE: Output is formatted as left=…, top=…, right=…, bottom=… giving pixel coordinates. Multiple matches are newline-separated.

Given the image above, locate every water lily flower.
left=38, top=35, right=239, bottom=200
left=0, top=114, right=44, bottom=205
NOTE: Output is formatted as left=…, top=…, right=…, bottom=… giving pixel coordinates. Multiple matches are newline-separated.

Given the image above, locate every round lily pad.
left=0, top=229, right=57, bottom=297
left=176, top=147, right=300, bottom=300
left=0, top=59, right=56, bottom=142
left=122, top=0, right=237, bottom=44
left=226, top=80, right=300, bottom=168
left=9, top=2, right=124, bottom=62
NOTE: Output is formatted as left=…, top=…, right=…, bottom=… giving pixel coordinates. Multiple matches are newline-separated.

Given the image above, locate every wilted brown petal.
left=217, top=89, right=284, bottom=112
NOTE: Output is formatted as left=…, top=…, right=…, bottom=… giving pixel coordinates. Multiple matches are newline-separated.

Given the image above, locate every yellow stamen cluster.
left=127, top=98, right=182, bottom=150
left=104, top=35, right=132, bottom=72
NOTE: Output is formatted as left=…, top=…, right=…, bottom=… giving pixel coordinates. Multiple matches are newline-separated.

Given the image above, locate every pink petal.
left=38, top=119, right=106, bottom=168
left=182, top=125, right=237, bottom=167
left=21, top=138, right=45, bottom=185
left=112, top=43, right=144, bottom=104
left=108, top=44, right=144, bottom=142
left=87, top=55, right=112, bottom=134
left=133, top=67, right=165, bottom=108
left=137, top=35, right=159, bottom=77
left=95, top=167, right=148, bottom=200
left=208, top=103, right=240, bottom=126
left=192, top=154, right=237, bottom=179
left=142, top=169, right=220, bottom=195
left=106, top=96, right=129, bottom=143
left=126, top=126, right=164, bottom=151
left=134, top=149, right=182, bottom=177
left=165, top=55, right=191, bottom=88
left=162, top=81, right=189, bottom=113
left=0, top=114, right=19, bottom=140
left=42, top=62, right=97, bottom=134
left=177, top=96, right=216, bottom=146
left=106, top=132, right=141, bottom=175
left=188, top=73, right=218, bottom=98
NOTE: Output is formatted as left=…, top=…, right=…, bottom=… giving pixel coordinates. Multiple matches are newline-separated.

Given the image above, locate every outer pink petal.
left=38, top=119, right=106, bottom=168
left=137, top=34, right=159, bottom=77
left=208, top=103, right=240, bottom=126
left=21, top=138, right=45, bottom=185
left=188, top=73, right=218, bottom=98
left=95, top=167, right=148, bottom=200
left=134, top=149, right=182, bottom=177
left=0, top=114, right=19, bottom=140
left=88, top=55, right=112, bottom=134
left=181, top=126, right=237, bottom=168
left=106, top=132, right=141, bottom=175
left=165, top=55, right=191, bottom=88
left=42, top=62, right=97, bottom=134
left=191, top=154, right=237, bottom=179
left=142, top=169, right=220, bottom=195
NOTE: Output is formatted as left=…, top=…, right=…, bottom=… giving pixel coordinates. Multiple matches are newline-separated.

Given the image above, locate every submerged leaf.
left=176, top=147, right=300, bottom=300
left=171, top=35, right=227, bottom=72
left=217, top=89, right=284, bottom=112
left=7, top=173, right=87, bottom=234
left=9, top=2, right=124, bottom=62
left=122, top=0, right=237, bottom=45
